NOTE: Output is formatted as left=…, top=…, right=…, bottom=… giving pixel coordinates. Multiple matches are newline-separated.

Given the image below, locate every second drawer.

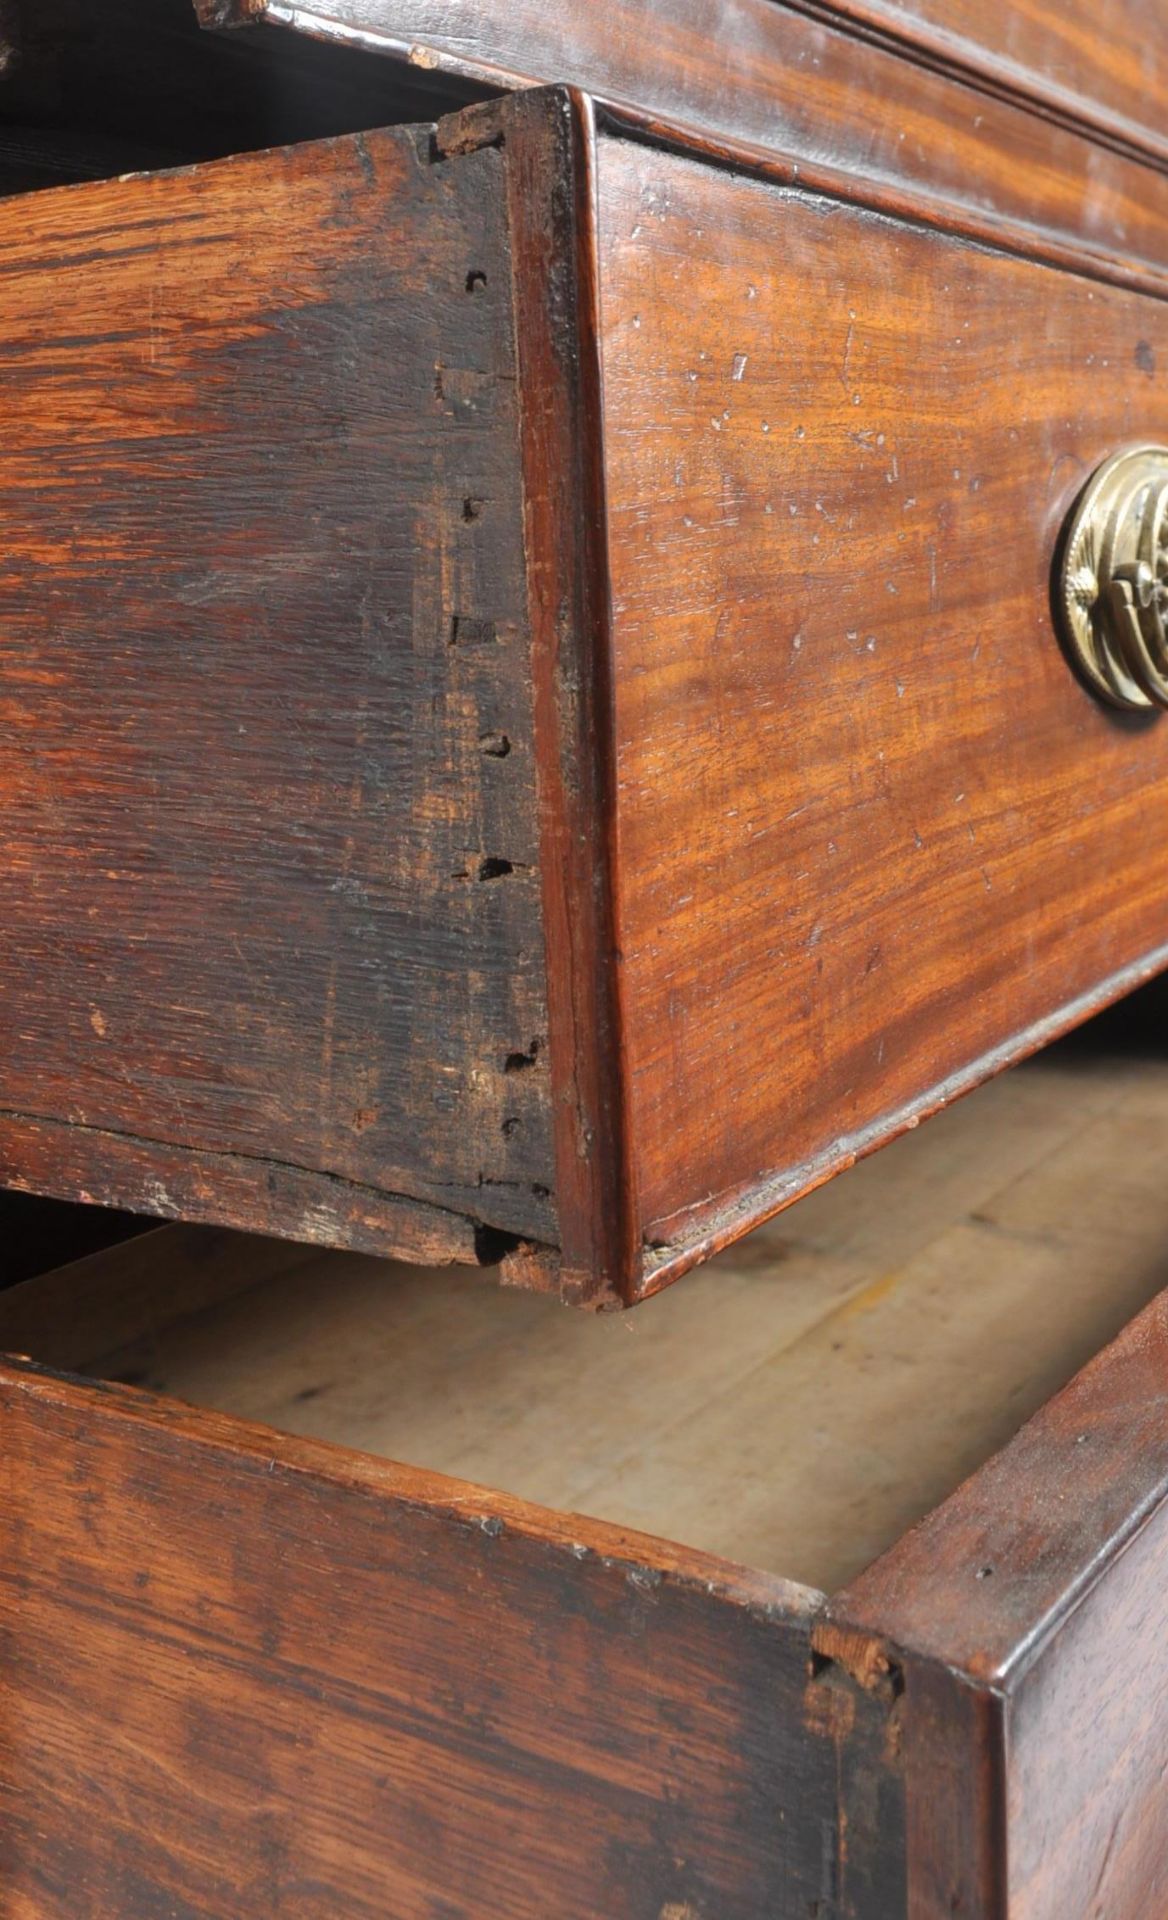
left=1, top=1023, right=1167, bottom=1917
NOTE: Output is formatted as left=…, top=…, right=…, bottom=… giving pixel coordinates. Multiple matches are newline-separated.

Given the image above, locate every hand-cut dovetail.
left=449, top=615, right=497, bottom=647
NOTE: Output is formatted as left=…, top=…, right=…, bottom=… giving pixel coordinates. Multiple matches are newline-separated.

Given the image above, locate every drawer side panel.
left=0, top=1360, right=904, bottom=1919
left=0, top=126, right=556, bottom=1262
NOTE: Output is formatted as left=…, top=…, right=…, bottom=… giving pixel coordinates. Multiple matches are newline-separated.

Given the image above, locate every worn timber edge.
left=820, top=1284, right=1168, bottom=1918
left=193, top=0, right=1168, bottom=303
left=439, top=88, right=638, bottom=1307
left=636, top=939, right=1168, bottom=1301
left=0, top=1351, right=906, bottom=1917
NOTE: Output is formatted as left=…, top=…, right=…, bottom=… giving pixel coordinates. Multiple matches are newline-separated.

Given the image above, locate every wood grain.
left=7, top=1019, right=1168, bottom=1911
left=195, top=0, right=1168, bottom=293
left=0, top=121, right=557, bottom=1266
left=439, top=89, right=637, bottom=1305
left=815, top=0, right=1168, bottom=172
left=593, top=128, right=1168, bottom=1291
left=828, top=1280, right=1168, bottom=1918
left=0, top=1358, right=902, bottom=1919
left=42, top=1045, right=1168, bottom=1594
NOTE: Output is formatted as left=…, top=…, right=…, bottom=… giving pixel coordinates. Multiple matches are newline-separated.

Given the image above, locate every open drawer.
left=2, top=1019, right=1168, bottom=1917
left=8, top=82, right=1168, bottom=1307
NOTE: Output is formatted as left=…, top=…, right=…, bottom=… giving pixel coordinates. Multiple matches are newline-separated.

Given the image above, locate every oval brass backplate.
left=1060, top=445, right=1168, bottom=711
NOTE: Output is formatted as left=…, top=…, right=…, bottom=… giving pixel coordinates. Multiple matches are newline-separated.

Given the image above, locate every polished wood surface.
left=594, top=126, right=1168, bottom=1290
left=820, top=0, right=1168, bottom=171
left=197, top=0, right=1168, bottom=290
left=0, top=1359, right=899, bottom=1919
left=0, top=118, right=557, bottom=1267
left=829, top=1242, right=1168, bottom=1916
left=7, top=91, right=1168, bottom=1303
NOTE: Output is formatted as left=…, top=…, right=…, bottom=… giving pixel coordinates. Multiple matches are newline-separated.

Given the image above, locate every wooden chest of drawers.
left=3, top=1, right=1168, bottom=1915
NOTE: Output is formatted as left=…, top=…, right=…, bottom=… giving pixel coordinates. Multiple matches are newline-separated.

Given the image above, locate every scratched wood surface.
left=0, top=1359, right=902, bottom=1919
left=594, top=128, right=1168, bottom=1288
left=4, top=1019, right=1168, bottom=1913
left=827, top=1307, right=1168, bottom=1919
left=196, top=0, right=1168, bottom=291
left=0, top=122, right=558, bottom=1266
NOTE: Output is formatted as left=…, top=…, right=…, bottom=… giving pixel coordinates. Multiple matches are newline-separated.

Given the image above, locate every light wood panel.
left=46, top=1037, right=1168, bottom=1591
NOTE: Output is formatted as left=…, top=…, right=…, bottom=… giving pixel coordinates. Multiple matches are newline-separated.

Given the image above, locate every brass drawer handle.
left=1060, top=445, right=1168, bottom=710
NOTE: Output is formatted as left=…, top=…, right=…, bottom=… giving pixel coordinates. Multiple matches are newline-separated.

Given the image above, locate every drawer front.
left=0, top=1358, right=889, bottom=1920
left=0, top=121, right=559, bottom=1269
left=593, top=123, right=1168, bottom=1288
left=9, top=89, right=1168, bottom=1305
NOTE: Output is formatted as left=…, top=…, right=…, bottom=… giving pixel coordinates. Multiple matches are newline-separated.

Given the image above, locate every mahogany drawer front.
left=2, top=1038, right=1168, bottom=1919
left=594, top=123, right=1168, bottom=1288
left=5, top=88, right=1168, bottom=1304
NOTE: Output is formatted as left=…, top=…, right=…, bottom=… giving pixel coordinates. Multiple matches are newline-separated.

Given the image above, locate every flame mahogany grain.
left=816, top=0, right=1168, bottom=173
left=8, top=92, right=1168, bottom=1303
left=593, top=127, right=1168, bottom=1290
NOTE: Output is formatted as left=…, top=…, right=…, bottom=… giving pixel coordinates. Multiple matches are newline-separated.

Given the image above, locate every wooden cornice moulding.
left=193, top=0, right=1168, bottom=292
left=791, top=0, right=1168, bottom=178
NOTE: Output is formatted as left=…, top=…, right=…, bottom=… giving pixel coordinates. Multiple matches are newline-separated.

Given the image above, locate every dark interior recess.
left=0, top=0, right=490, bottom=195
left=0, top=1192, right=148, bottom=1291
